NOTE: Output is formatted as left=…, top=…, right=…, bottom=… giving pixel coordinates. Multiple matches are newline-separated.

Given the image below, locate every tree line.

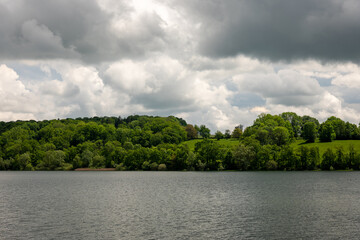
left=1, top=113, right=360, bottom=171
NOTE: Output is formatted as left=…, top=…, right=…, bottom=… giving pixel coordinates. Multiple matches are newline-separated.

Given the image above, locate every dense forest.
left=1, top=112, right=360, bottom=171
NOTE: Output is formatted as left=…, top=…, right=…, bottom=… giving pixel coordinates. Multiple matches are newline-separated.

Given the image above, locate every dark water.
left=1, top=172, right=360, bottom=239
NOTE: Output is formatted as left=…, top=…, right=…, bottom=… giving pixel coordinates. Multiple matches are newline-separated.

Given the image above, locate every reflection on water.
left=1, top=171, right=360, bottom=239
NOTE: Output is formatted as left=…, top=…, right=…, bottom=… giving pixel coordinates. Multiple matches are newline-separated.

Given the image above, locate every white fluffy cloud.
left=1, top=0, right=360, bottom=132
left=332, top=73, right=360, bottom=89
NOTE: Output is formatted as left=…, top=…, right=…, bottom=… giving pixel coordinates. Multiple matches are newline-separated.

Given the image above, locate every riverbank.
left=74, top=168, right=116, bottom=171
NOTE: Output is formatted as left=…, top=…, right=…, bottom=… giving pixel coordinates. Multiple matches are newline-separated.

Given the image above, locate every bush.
left=266, top=160, right=278, bottom=170
left=90, top=155, right=106, bottom=168
left=150, top=162, right=159, bottom=171
left=63, top=163, right=73, bottom=171
left=158, top=163, right=167, bottom=171
left=115, top=163, right=127, bottom=171
left=142, top=161, right=151, bottom=170
left=24, top=163, right=34, bottom=171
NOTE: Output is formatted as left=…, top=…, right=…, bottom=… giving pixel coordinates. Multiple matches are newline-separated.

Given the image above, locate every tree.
left=326, top=117, right=346, bottom=140
left=231, top=128, right=242, bottom=139
left=319, top=122, right=336, bottom=142
left=184, top=124, right=198, bottom=140
left=90, top=155, right=106, bottom=168
left=266, top=160, right=278, bottom=170
left=255, top=129, right=270, bottom=145
left=233, top=144, right=256, bottom=170
left=299, top=146, right=311, bottom=170
left=308, top=147, right=320, bottom=170
left=280, top=112, right=302, bottom=138
left=224, top=130, right=231, bottom=139
left=215, top=131, right=224, bottom=140
left=81, top=149, right=94, bottom=168
left=321, top=148, right=335, bottom=170
left=195, top=139, right=222, bottom=170
left=171, top=145, right=189, bottom=170
left=278, top=146, right=297, bottom=170
left=347, top=144, right=356, bottom=169
left=302, top=122, right=317, bottom=143
left=199, top=125, right=210, bottom=139
left=272, top=127, right=290, bottom=146
left=334, top=147, right=345, bottom=170
left=16, top=152, right=32, bottom=170
left=37, top=150, right=66, bottom=170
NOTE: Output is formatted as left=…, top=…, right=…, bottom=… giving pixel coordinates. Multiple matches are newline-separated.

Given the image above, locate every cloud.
left=233, top=69, right=323, bottom=107
left=173, top=0, right=360, bottom=62
left=2, top=0, right=360, bottom=133
left=332, top=73, right=360, bottom=89
left=0, top=0, right=169, bottom=63
left=0, top=64, right=38, bottom=120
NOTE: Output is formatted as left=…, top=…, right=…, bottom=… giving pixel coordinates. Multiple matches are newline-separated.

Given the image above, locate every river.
left=1, top=171, right=359, bottom=239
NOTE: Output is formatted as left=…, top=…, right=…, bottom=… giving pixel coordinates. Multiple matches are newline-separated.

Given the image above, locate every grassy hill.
left=182, top=138, right=241, bottom=151
left=184, top=138, right=360, bottom=156
left=290, top=139, right=360, bottom=155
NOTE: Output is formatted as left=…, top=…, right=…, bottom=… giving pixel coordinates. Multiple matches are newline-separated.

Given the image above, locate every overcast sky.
left=1, top=0, right=360, bottom=131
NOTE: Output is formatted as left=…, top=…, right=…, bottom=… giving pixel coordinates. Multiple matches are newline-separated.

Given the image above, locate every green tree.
left=199, top=125, right=210, bottom=139
left=231, top=127, right=242, bottom=139
left=195, top=139, right=222, bottom=170
left=272, top=127, right=290, bottom=146
left=280, top=112, right=302, bottom=138
left=278, top=146, right=297, bottom=170
left=80, top=149, right=94, bottom=168
left=308, top=147, right=320, bottom=170
left=90, top=155, right=106, bottom=168
left=302, top=122, right=317, bottom=143
left=0, top=157, right=10, bottom=170
left=326, top=117, right=346, bottom=140
left=255, top=129, right=270, bottom=145
left=233, top=144, right=256, bottom=170
left=215, top=131, right=224, bottom=140
left=319, top=122, right=336, bottom=142
left=37, top=150, right=66, bottom=170
left=170, top=145, right=189, bottom=170
left=321, top=148, right=335, bottom=170
left=266, top=160, right=278, bottom=170
left=224, top=130, right=231, bottom=139
left=334, top=147, right=345, bottom=170
left=347, top=144, right=356, bottom=169
left=299, top=146, right=309, bottom=170
left=16, top=152, right=32, bottom=170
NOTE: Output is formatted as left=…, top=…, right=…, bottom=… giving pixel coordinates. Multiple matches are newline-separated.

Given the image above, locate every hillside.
left=290, top=139, right=360, bottom=156
left=1, top=112, right=360, bottom=171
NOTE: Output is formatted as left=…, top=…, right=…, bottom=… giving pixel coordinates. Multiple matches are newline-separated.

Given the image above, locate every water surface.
left=1, top=171, right=360, bottom=239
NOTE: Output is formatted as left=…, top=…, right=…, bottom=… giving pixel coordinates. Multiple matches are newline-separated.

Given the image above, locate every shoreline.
left=74, top=168, right=116, bottom=171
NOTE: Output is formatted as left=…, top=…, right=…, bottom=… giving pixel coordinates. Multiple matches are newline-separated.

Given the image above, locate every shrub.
left=158, top=163, right=167, bottom=171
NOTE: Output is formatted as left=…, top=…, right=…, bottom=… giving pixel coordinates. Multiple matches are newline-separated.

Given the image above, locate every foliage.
left=1, top=113, right=360, bottom=171
left=198, top=125, right=211, bottom=139
left=243, top=113, right=294, bottom=146
left=185, top=124, right=198, bottom=140
left=302, top=122, right=317, bottom=143
left=215, top=131, right=224, bottom=140
left=231, top=127, right=242, bottom=139
left=319, top=122, right=336, bottom=142
left=224, top=130, right=231, bottom=139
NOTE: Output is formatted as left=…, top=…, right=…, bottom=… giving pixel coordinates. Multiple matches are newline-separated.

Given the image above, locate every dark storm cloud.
left=0, top=0, right=166, bottom=63
left=176, top=0, right=360, bottom=62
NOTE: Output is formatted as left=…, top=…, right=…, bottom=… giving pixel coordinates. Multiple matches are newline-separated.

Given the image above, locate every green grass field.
left=290, top=139, right=360, bottom=155
left=182, top=138, right=241, bottom=151
left=183, top=138, right=360, bottom=155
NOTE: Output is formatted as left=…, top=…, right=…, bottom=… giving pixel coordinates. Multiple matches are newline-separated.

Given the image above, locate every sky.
left=1, top=0, right=360, bottom=132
